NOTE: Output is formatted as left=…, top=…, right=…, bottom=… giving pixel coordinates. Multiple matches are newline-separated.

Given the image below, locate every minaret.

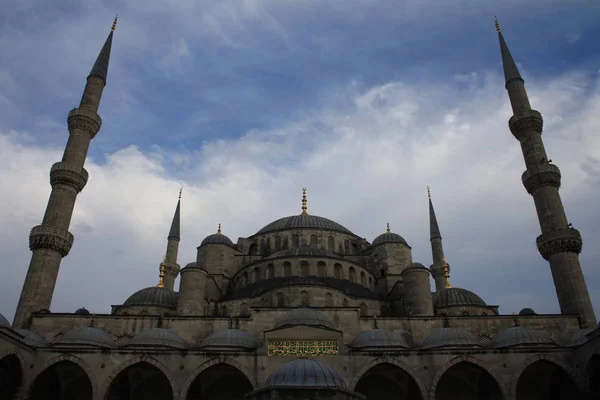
left=163, top=189, right=182, bottom=290
left=13, top=17, right=119, bottom=328
left=495, top=19, right=596, bottom=327
left=428, top=187, right=448, bottom=293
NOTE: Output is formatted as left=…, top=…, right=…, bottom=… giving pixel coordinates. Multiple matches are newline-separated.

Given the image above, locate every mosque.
left=0, top=16, right=599, bottom=400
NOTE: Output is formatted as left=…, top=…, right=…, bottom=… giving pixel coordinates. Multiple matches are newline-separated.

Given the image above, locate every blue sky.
left=1, top=0, right=599, bottom=321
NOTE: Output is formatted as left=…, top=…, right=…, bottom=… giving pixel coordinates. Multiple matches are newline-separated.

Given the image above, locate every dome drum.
left=349, top=329, right=411, bottom=349
left=128, top=328, right=187, bottom=349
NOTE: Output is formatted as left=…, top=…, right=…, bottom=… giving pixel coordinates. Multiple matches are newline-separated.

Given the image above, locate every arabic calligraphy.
left=267, top=340, right=339, bottom=356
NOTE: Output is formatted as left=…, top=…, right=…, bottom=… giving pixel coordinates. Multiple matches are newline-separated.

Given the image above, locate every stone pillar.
left=177, top=266, right=207, bottom=315
left=400, top=263, right=434, bottom=316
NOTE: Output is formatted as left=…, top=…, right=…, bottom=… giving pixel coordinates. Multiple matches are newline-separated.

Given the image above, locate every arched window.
left=328, top=236, right=335, bottom=251
left=360, top=303, right=368, bottom=317
left=265, top=237, right=272, bottom=254
left=266, top=264, right=274, bottom=279
left=349, top=267, right=356, bottom=283
left=360, top=271, right=366, bottom=286
left=368, top=277, right=373, bottom=288
left=253, top=267, right=260, bottom=283
left=300, top=291, right=309, bottom=306
left=344, top=239, right=350, bottom=254
left=221, top=305, right=228, bottom=317
left=282, top=236, right=289, bottom=249
left=292, top=235, right=300, bottom=248
left=276, top=292, right=284, bottom=307
left=334, top=263, right=343, bottom=279
left=248, top=243, right=257, bottom=256
left=260, top=239, right=266, bottom=256
left=240, top=303, right=249, bottom=316
left=310, top=235, right=317, bottom=248
left=275, top=236, right=281, bottom=251
left=243, top=271, right=248, bottom=285
left=325, top=293, right=333, bottom=306
left=283, top=262, right=292, bottom=277
left=317, top=261, right=327, bottom=277
left=300, top=261, right=309, bottom=277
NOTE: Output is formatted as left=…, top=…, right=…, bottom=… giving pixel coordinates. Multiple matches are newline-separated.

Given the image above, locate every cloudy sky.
left=1, top=0, right=599, bottom=322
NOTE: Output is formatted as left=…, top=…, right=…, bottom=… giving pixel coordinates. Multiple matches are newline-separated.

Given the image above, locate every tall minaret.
left=163, top=189, right=182, bottom=291
left=496, top=19, right=596, bottom=327
left=428, top=187, right=448, bottom=293
left=13, top=17, right=119, bottom=328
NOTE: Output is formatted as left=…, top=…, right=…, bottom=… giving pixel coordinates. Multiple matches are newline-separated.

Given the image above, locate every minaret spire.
left=13, top=18, right=118, bottom=328
left=497, top=22, right=596, bottom=327
left=163, top=189, right=182, bottom=291
left=428, top=187, right=448, bottom=293
left=301, top=187, right=308, bottom=215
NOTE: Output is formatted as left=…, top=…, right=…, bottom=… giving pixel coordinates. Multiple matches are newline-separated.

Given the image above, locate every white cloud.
left=565, top=32, right=581, bottom=44
left=1, top=68, right=599, bottom=322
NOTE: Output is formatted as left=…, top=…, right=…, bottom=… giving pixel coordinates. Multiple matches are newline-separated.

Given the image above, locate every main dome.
left=256, top=215, right=353, bottom=235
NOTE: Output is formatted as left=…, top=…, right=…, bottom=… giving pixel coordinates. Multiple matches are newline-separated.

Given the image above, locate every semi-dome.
left=434, top=287, right=486, bottom=307
left=200, top=329, right=257, bottom=348
left=349, top=329, right=411, bottom=349
left=55, top=327, right=114, bottom=348
left=422, top=328, right=480, bottom=350
left=0, top=313, right=9, bottom=328
left=256, top=215, right=353, bottom=235
left=519, top=308, right=537, bottom=316
left=372, top=232, right=408, bottom=246
left=129, top=328, right=187, bottom=349
left=274, top=307, right=336, bottom=331
left=74, top=307, right=90, bottom=315
left=123, top=287, right=178, bottom=308
left=265, top=358, right=346, bottom=388
left=14, top=329, right=46, bottom=347
left=491, top=326, right=556, bottom=348
left=201, top=233, right=234, bottom=247
left=266, top=247, right=342, bottom=260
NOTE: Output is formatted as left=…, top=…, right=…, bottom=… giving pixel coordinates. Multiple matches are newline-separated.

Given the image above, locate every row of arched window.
left=220, top=294, right=369, bottom=316
left=249, top=234, right=358, bottom=256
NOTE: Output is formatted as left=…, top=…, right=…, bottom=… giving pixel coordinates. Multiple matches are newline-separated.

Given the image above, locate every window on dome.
left=266, top=264, right=274, bottom=279
left=317, top=261, right=327, bottom=277
left=282, top=236, right=289, bottom=249
left=360, top=303, right=368, bottom=317
left=300, top=291, right=309, bottom=306
left=240, top=303, right=249, bottom=316
left=276, top=292, right=284, bottom=307
left=260, top=240, right=266, bottom=256
left=310, top=235, right=317, bottom=248
left=265, top=237, right=272, bottom=254
left=349, top=267, right=356, bottom=283
left=253, top=267, right=260, bottom=283
left=328, top=236, right=335, bottom=251
left=243, top=271, right=248, bottom=285
left=292, top=235, right=299, bottom=248
left=344, top=239, right=350, bottom=254
left=283, top=262, right=292, bottom=277
left=368, top=277, right=373, bottom=288
left=248, top=243, right=257, bottom=256
left=300, top=261, right=309, bottom=277
left=275, top=236, right=281, bottom=251
left=360, top=271, right=366, bottom=286
left=334, top=263, right=343, bottom=279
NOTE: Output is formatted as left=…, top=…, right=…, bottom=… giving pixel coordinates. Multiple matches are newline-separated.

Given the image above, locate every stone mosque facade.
left=1, top=17, right=599, bottom=400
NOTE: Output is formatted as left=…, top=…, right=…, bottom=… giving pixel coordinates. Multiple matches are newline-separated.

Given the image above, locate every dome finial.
left=157, top=255, right=166, bottom=288
left=111, top=14, right=119, bottom=31
left=427, top=186, right=431, bottom=198
left=494, top=16, right=501, bottom=32
left=442, top=257, right=452, bottom=288
left=178, top=187, right=182, bottom=200
left=386, top=223, right=390, bottom=233
left=217, top=223, right=222, bottom=235
left=301, top=187, right=308, bottom=215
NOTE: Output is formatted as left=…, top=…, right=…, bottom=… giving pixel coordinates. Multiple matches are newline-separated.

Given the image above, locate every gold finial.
left=386, top=223, right=390, bottom=233
left=217, top=223, right=222, bottom=235
left=111, top=14, right=119, bottom=31
left=442, top=257, right=452, bottom=288
left=494, top=16, right=501, bottom=33
left=178, top=187, right=182, bottom=200
left=301, top=187, right=308, bottom=215
left=157, top=255, right=166, bottom=288
left=427, top=186, right=431, bottom=199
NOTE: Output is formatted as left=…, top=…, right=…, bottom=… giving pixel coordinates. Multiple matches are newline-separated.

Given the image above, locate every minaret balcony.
left=509, top=109, right=543, bottom=140
left=29, top=225, right=74, bottom=257
left=50, top=162, right=89, bottom=192
left=67, top=107, right=102, bottom=138
left=536, top=227, right=582, bottom=260
left=521, top=163, right=561, bottom=194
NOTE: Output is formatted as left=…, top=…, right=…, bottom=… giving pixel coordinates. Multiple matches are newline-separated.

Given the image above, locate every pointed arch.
left=350, top=357, right=426, bottom=395
left=29, top=354, right=97, bottom=399
left=179, top=357, right=257, bottom=399
left=0, top=349, right=24, bottom=400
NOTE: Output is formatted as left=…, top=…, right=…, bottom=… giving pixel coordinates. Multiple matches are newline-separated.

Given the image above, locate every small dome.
left=201, top=233, right=234, bottom=247
left=372, top=232, right=408, bottom=246
left=265, top=359, right=346, bottom=388
left=74, top=307, right=90, bottom=315
left=257, top=215, right=354, bottom=235
left=491, top=326, right=556, bottom=348
left=266, top=247, right=341, bottom=260
left=422, top=328, right=480, bottom=350
left=434, top=287, right=486, bottom=307
left=349, top=329, right=411, bottom=349
left=123, top=287, right=178, bottom=308
left=55, top=327, right=114, bottom=348
left=0, top=313, right=10, bottom=328
left=129, top=328, right=187, bottom=349
left=184, top=262, right=197, bottom=269
left=200, top=329, right=257, bottom=348
left=519, top=308, right=537, bottom=316
left=14, top=329, right=46, bottom=347
left=274, top=307, right=336, bottom=331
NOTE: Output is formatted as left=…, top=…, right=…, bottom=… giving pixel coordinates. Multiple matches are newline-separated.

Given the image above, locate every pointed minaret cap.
left=168, top=188, right=181, bottom=241
left=495, top=17, right=523, bottom=85
left=89, top=15, right=118, bottom=82
left=428, top=187, right=442, bottom=240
